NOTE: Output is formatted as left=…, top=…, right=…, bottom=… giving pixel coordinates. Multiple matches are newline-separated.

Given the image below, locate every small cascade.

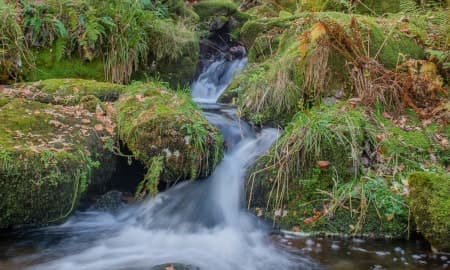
left=191, top=56, right=247, bottom=103
left=2, top=46, right=319, bottom=270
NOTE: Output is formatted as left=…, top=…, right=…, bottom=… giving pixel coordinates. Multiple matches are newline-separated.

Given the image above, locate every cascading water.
left=191, top=57, right=247, bottom=103
left=0, top=54, right=318, bottom=270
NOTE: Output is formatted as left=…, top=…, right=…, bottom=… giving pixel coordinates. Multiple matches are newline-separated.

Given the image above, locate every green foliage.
left=409, top=172, right=450, bottom=252
left=297, top=174, right=410, bottom=237
left=135, top=156, right=164, bottom=199
left=22, top=0, right=69, bottom=47
left=0, top=1, right=30, bottom=82
left=24, top=46, right=105, bottom=81
left=1, top=0, right=200, bottom=84
left=224, top=12, right=426, bottom=126
left=247, top=104, right=371, bottom=222
left=245, top=102, right=448, bottom=237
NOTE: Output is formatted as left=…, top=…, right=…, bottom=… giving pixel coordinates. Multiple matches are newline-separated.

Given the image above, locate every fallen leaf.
left=303, top=217, right=314, bottom=225
left=94, top=124, right=104, bottom=132
left=383, top=112, right=393, bottom=119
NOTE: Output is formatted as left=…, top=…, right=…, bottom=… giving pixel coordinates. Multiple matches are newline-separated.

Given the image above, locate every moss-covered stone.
left=0, top=98, right=115, bottom=229
left=244, top=103, right=445, bottom=238
left=223, top=12, right=425, bottom=125
left=116, top=81, right=223, bottom=197
left=3, top=79, right=125, bottom=107
left=31, top=78, right=125, bottom=103
left=193, top=0, right=239, bottom=19
left=409, top=172, right=450, bottom=253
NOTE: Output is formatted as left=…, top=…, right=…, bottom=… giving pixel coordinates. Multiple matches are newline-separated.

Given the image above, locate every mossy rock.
left=30, top=78, right=125, bottom=104
left=245, top=0, right=297, bottom=17
left=298, top=0, right=415, bottom=14
left=373, top=108, right=448, bottom=178
left=0, top=99, right=115, bottom=229
left=409, top=172, right=450, bottom=253
left=192, top=0, right=251, bottom=40
left=223, top=12, right=424, bottom=125
left=116, top=81, right=224, bottom=197
left=193, top=0, right=239, bottom=20
left=245, top=103, right=413, bottom=237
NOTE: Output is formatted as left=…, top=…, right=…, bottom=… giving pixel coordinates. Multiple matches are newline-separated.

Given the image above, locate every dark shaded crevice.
left=108, top=143, right=146, bottom=194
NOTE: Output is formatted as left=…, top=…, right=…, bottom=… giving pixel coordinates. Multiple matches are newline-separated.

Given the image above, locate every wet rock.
left=116, top=82, right=224, bottom=198
left=93, top=191, right=124, bottom=211
left=0, top=98, right=116, bottom=229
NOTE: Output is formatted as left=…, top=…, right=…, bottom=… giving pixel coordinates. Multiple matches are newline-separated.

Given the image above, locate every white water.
left=11, top=56, right=318, bottom=270
left=191, top=57, right=247, bottom=103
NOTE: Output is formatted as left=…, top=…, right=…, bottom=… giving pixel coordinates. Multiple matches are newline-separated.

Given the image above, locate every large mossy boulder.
left=116, top=82, right=223, bottom=197
left=409, top=172, right=450, bottom=253
left=245, top=102, right=447, bottom=238
left=221, top=12, right=425, bottom=125
left=26, top=78, right=125, bottom=104
left=0, top=98, right=116, bottom=229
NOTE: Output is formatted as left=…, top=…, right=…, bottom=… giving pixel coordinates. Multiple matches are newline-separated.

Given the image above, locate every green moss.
left=353, top=0, right=402, bottom=15
left=298, top=0, right=411, bottom=14
left=31, top=78, right=125, bottom=103
left=361, top=17, right=424, bottom=68
left=409, top=172, right=450, bottom=252
left=374, top=108, right=446, bottom=177
left=240, top=16, right=293, bottom=48
left=116, top=81, right=223, bottom=195
left=25, top=49, right=105, bottom=82
left=280, top=175, right=409, bottom=237
left=226, top=13, right=425, bottom=126
left=80, top=95, right=104, bottom=113
left=0, top=97, right=10, bottom=108
left=0, top=99, right=114, bottom=228
left=193, top=0, right=239, bottom=19
left=246, top=103, right=416, bottom=237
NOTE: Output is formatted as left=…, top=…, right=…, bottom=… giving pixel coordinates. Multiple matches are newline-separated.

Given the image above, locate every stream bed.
left=0, top=52, right=448, bottom=270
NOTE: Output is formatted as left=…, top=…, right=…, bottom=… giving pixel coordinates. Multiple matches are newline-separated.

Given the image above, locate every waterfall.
left=16, top=54, right=318, bottom=270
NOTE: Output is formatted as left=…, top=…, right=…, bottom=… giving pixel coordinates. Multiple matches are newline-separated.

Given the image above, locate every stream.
left=0, top=54, right=449, bottom=270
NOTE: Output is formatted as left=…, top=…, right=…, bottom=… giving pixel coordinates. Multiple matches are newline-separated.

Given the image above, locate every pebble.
left=412, top=254, right=421, bottom=260
left=394, top=247, right=405, bottom=255
left=375, top=251, right=390, bottom=256
left=305, top=239, right=314, bottom=246
left=331, top=243, right=340, bottom=250
left=352, top=238, right=365, bottom=244
left=441, top=256, right=449, bottom=261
